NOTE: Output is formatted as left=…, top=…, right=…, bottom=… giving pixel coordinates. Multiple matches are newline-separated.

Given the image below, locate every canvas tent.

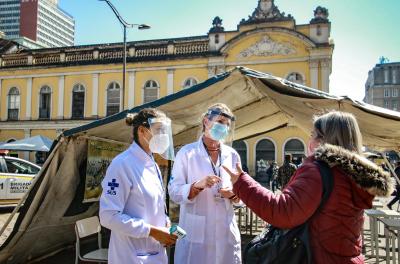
left=0, top=135, right=53, bottom=152
left=0, top=67, right=400, bottom=263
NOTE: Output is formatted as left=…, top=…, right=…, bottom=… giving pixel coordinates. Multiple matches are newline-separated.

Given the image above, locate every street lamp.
left=99, top=0, right=150, bottom=111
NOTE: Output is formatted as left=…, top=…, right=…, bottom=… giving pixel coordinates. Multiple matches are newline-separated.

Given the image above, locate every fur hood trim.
left=314, top=144, right=394, bottom=197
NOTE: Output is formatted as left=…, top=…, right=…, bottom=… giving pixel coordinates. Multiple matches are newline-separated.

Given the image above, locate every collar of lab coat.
left=129, top=142, right=154, bottom=165
left=197, top=137, right=230, bottom=161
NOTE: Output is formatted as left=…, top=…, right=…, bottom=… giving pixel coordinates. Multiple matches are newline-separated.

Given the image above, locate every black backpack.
left=243, top=160, right=334, bottom=264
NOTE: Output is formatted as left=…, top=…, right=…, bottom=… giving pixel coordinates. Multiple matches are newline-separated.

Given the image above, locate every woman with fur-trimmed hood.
left=224, top=111, right=393, bottom=264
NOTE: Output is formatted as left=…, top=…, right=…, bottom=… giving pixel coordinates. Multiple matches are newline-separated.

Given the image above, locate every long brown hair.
left=313, top=111, right=363, bottom=153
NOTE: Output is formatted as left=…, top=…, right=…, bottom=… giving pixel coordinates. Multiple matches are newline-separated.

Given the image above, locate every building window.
left=215, top=34, right=220, bottom=44
left=255, top=139, right=275, bottom=180
left=232, top=140, right=247, bottom=169
left=287, top=72, right=304, bottom=85
left=384, top=89, right=390, bottom=98
left=384, top=68, right=390, bottom=83
left=316, top=25, right=322, bottom=36
left=143, top=80, right=159, bottom=104
left=106, top=82, right=121, bottom=116
left=384, top=100, right=389, bottom=108
left=7, top=87, right=20, bottom=121
left=72, top=84, right=85, bottom=119
left=393, top=101, right=398, bottom=111
left=393, top=68, right=398, bottom=84
left=284, top=139, right=305, bottom=166
left=183, top=78, right=198, bottom=89
left=392, top=88, right=398, bottom=98
left=39, top=86, right=51, bottom=119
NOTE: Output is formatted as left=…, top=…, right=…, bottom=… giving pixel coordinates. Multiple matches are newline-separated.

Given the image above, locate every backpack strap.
left=314, top=160, right=334, bottom=212
left=303, top=161, right=334, bottom=264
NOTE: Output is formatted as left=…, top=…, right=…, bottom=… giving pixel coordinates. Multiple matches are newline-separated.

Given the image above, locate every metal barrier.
left=236, top=206, right=267, bottom=236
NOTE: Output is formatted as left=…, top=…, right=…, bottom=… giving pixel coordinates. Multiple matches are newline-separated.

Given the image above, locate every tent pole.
left=381, top=152, right=400, bottom=186
left=166, top=160, right=172, bottom=214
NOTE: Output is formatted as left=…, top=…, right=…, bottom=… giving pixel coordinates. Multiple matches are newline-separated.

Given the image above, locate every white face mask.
left=149, top=134, right=170, bottom=154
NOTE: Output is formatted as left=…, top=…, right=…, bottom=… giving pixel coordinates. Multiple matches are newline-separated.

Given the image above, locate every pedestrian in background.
left=277, top=154, right=297, bottom=189
left=387, top=161, right=400, bottom=210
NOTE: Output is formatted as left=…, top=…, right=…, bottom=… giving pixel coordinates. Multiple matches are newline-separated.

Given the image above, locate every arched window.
left=7, top=87, right=20, bottom=121
left=287, top=72, right=304, bottom=85
left=233, top=140, right=247, bottom=168
left=143, top=80, right=159, bottom=104
left=39, top=86, right=51, bottom=119
left=72, top=84, right=85, bottom=119
left=256, top=139, right=275, bottom=164
left=106, top=82, right=120, bottom=116
left=183, top=78, right=198, bottom=89
left=284, top=139, right=305, bottom=166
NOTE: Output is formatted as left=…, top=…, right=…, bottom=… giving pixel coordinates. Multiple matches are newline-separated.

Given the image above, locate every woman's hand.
left=149, top=226, right=177, bottom=247
left=222, top=163, right=243, bottom=185
left=219, top=187, right=235, bottom=199
left=194, top=175, right=221, bottom=189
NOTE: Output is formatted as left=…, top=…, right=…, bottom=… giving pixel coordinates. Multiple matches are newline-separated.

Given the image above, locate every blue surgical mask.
left=209, top=123, right=229, bottom=141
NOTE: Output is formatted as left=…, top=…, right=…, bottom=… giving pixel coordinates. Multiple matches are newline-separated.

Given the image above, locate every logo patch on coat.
left=107, top=179, right=119, bottom=195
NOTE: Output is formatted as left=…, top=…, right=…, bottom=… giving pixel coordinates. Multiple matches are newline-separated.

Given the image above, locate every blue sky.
left=59, top=0, right=400, bottom=101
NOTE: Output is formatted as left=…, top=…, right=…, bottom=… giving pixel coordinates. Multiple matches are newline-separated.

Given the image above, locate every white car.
left=0, top=156, right=41, bottom=204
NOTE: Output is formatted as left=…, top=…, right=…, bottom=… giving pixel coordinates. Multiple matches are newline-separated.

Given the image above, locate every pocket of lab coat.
left=185, top=213, right=205, bottom=244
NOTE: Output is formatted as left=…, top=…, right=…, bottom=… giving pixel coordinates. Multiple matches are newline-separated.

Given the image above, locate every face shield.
left=148, top=116, right=175, bottom=161
left=204, top=109, right=236, bottom=145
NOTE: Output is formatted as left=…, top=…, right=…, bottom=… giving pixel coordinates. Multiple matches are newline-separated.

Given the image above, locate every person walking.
left=387, top=161, right=400, bottom=210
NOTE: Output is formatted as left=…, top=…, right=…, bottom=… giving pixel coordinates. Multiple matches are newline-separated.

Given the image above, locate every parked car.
left=0, top=155, right=41, bottom=204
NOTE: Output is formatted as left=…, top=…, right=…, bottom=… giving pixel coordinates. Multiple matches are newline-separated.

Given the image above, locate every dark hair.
left=126, top=108, right=165, bottom=143
left=284, top=154, right=292, bottom=162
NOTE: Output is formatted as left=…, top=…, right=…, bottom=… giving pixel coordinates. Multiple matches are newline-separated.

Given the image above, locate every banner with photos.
left=83, top=139, right=127, bottom=203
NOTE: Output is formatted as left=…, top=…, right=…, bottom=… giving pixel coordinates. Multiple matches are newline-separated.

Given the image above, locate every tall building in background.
left=0, top=0, right=74, bottom=48
left=364, top=61, right=400, bottom=112
left=0, top=0, right=20, bottom=39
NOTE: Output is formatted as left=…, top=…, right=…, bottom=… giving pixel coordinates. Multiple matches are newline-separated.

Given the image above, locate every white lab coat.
left=99, top=143, right=168, bottom=264
left=168, top=138, right=242, bottom=264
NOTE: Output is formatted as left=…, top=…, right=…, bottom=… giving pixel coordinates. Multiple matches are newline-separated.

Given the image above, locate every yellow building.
left=0, top=0, right=333, bottom=174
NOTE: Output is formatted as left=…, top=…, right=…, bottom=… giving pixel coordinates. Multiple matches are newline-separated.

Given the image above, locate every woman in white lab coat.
left=168, top=103, right=242, bottom=264
left=99, top=108, right=177, bottom=264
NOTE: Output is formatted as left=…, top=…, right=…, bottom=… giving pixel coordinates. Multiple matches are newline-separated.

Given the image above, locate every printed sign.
left=83, top=140, right=127, bottom=203
left=10, top=182, right=31, bottom=193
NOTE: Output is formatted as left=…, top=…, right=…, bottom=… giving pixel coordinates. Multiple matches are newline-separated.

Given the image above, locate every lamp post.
left=99, top=0, right=150, bottom=111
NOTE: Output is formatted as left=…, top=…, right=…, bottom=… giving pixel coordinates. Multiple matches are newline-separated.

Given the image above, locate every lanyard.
left=149, top=154, right=164, bottom=189
left=202, top=141, right=222, bottom=177
left=149, top=154, right=169, bottom=216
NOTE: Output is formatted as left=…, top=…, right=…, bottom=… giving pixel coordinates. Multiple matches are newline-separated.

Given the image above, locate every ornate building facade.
left=0, top=0, right=333, bottom=174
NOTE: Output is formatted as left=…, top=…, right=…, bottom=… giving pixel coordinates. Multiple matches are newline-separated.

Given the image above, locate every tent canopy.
left=0, top=135, right=53, bottom=152
left=1, top=67, right=400, bottom=264
left=65, top=66, right=400, bottom=150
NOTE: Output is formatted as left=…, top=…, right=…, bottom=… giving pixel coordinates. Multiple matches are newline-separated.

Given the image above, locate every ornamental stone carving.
left=209, top=16, right=225, bottom=34
left=238, top=35, right=296, bottom=59
left=310, top=6, right=329, bottom=24
left=240, top=0, right=293, bottom=25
